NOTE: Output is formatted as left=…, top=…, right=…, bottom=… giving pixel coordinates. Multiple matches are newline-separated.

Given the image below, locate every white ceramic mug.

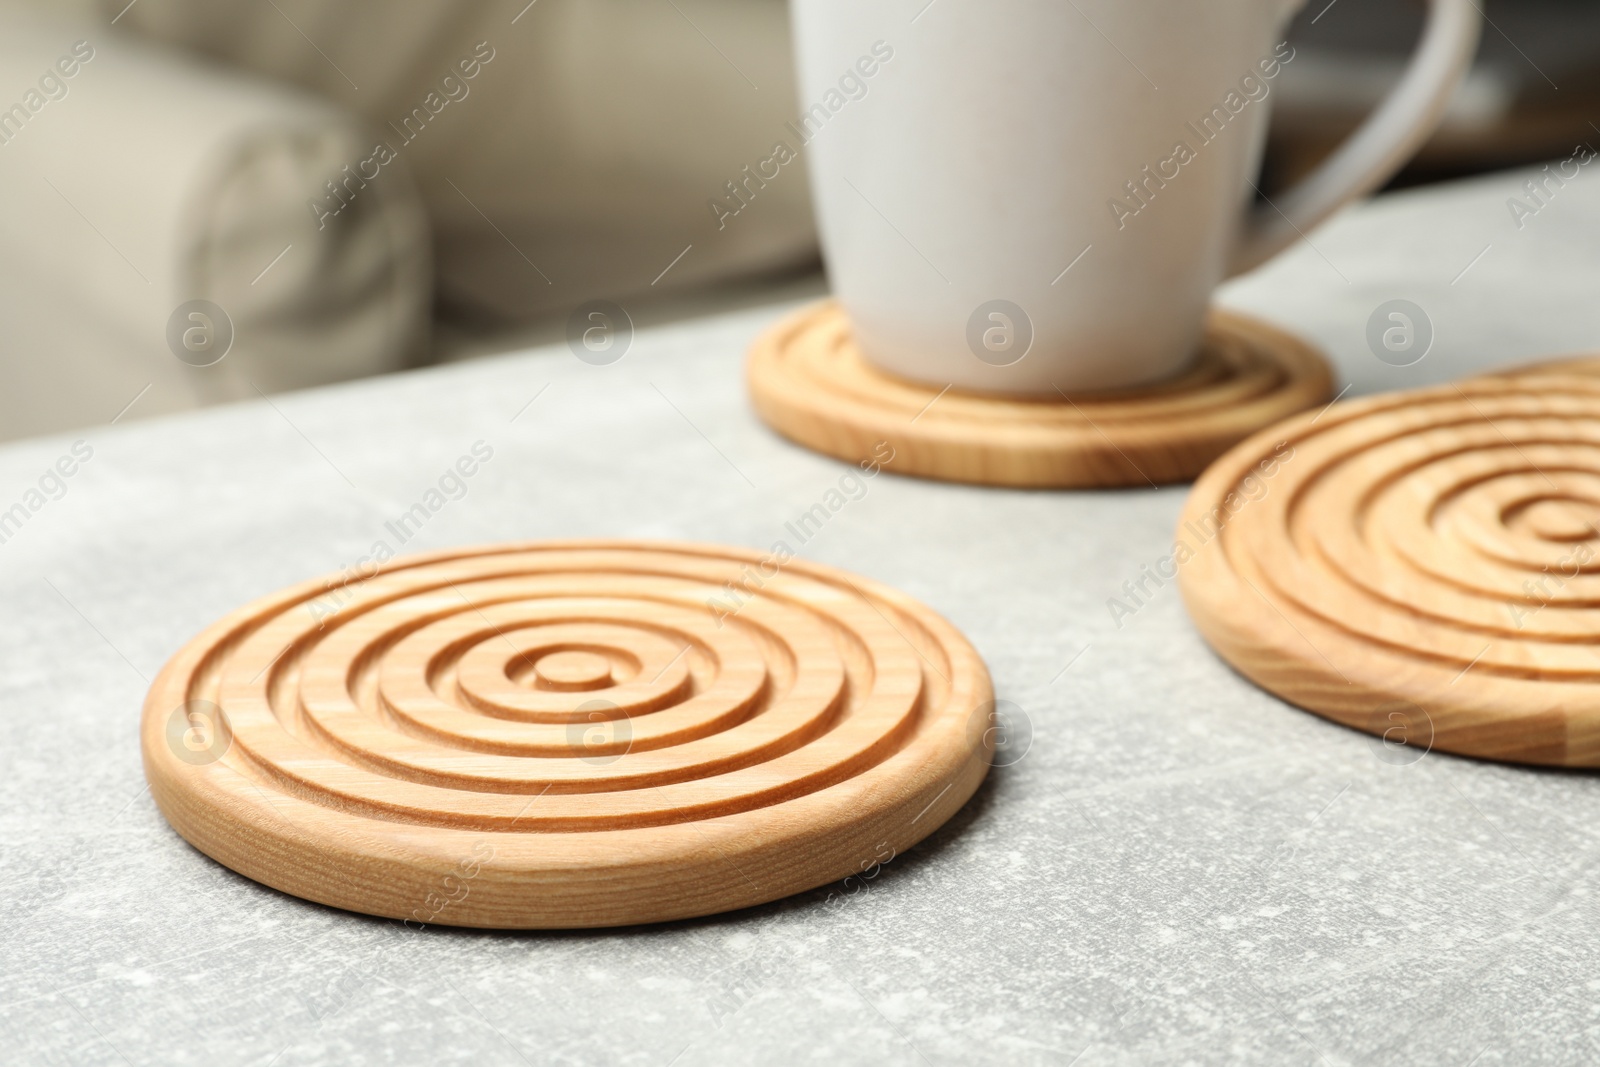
left=791, top=0, right=1480, bottom=394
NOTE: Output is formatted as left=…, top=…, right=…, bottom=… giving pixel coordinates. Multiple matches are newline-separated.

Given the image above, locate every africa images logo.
left=1107, top=42, right=1295, bottom=230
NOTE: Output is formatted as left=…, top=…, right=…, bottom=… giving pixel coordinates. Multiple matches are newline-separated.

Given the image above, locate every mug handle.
left=1228, top=0, right=1481, bottom=275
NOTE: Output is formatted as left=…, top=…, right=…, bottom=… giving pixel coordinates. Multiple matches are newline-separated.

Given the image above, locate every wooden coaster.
left=141, top=541, right=993, bottom=928
left=1178, top=363, right=1600, bottom=766
left=747, top=301, right=1333, bottom=488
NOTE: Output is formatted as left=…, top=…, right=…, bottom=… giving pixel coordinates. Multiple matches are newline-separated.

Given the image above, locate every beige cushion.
left=105, top=0, right=817, bottom=321
left=0, top=8, right=430, bottom=439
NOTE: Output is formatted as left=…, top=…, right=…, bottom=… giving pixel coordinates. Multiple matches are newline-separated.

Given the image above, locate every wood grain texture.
left=141, top=541, right=993, bottom=928
left=747, top=300, right=1333, bottom=488
left=1178, top=364, right=1600, bottom=766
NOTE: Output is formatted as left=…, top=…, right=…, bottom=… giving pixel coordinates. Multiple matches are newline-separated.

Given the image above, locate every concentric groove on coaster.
left=1177, top=362, right=1600, bottom=766
left=142, top=541, right=993, bottom=928
left=747, top=300, right=1333, bottom=488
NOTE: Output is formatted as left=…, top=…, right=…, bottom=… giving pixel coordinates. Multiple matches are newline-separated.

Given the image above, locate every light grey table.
left=5, top=164, right=1600, bottom=1066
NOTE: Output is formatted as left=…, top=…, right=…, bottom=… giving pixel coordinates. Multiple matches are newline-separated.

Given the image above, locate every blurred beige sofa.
left=0, top=0, right=813, bottom=441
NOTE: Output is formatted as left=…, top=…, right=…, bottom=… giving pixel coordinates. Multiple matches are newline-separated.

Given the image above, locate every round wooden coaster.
left=142, top=541, right=993, bottom=928
left=1177, top=363, right=1600, bottom=766
left=747, top=301, right=1333, bottom=488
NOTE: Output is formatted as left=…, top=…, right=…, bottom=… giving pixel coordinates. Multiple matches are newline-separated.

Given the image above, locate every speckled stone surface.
left=4, top=163, right=1600, bottom=1066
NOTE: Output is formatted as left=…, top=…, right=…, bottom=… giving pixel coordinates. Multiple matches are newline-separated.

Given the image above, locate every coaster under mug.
left=747, top=300, right=1333, bottom=489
